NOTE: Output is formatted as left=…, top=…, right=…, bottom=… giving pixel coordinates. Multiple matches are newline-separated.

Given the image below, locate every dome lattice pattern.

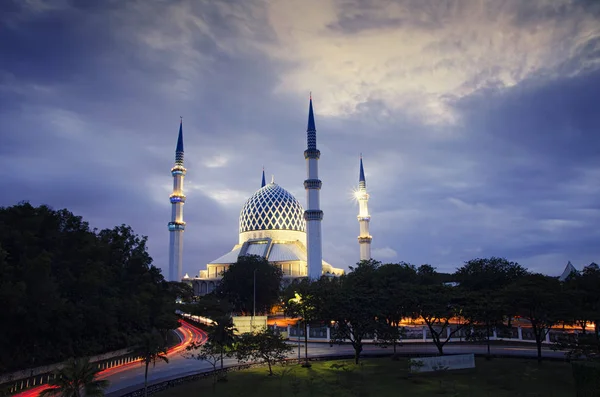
left=240, top=183, right=306, bottom=233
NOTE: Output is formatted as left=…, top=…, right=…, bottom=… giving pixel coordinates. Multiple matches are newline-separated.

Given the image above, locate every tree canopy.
left=0, top=202, right=179, bottom=372
left=216, top=255, right=283, bottom=315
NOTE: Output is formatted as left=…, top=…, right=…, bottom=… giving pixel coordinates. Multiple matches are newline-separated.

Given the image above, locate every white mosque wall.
left=239, top=229, right=306, bottom=246
left=232, top=316, right=268, bottom=335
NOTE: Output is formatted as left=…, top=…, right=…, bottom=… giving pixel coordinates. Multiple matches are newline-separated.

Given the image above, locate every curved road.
left=106, top=338, right=567, bottom=396
left=14, top=320, right=207, bottom=397
left=16, top=323, right=567, bottom=397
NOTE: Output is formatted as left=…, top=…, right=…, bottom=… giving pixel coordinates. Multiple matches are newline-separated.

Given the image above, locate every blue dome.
left=239, top=183, right=305, bottom=233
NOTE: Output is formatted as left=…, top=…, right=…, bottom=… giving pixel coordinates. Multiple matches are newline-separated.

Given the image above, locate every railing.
left=270, top=323, right=579, bottom=345
left=2, top=354, right=144, bottom=396
left=2, top=327, right=186, bottom=396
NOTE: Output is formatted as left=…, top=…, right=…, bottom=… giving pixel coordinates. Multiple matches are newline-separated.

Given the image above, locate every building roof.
left=239, top=182, right=305, bottom=234
left=559, top=261, right=578, bottom=282
left=359, top=155, right=366, bottom=189
left=269, top=242, right=307, bottom=262
left=209, top=241, right=307, bottom=264
left=209, top=247, right=242, bottom=264
left=206, top=240, right=343, bottom=276
left=176, top=120, right=184, bottom=153
left=307, top=95, right=316, bottom=133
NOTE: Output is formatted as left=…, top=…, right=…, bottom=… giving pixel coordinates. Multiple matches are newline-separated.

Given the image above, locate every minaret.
left=304, top=94, right=324, bottom=279
left=168, top=119, right=187, bottom=282
left=261, top=167, right=266, bottom=188
left=356, top=155, right=372, bottom=261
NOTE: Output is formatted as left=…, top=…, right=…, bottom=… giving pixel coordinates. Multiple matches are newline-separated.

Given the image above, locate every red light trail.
left=12, top=320, right=206, bottom=397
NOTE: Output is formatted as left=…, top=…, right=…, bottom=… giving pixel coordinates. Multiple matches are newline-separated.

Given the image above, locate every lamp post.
left=297, top=320, right=301, bottom=360
left=289, top=293, right=303, bottom=361
left=252, top=268, right=257, bottom=332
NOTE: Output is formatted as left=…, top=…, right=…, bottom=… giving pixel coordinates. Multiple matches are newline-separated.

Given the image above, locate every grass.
left=154, top=357, right=575, bottom=397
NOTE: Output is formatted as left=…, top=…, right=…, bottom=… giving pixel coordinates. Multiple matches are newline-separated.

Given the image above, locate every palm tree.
left=40, top=357, right=109, bottom=397
left=135, top=330, right=169, bottom=397
left=207, top=315, right=237, bottom=370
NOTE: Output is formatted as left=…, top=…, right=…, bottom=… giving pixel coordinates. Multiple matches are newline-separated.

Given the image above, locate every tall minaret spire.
left=168, top=118, right=187, bottom=282
left=261, top=167, right=266, bottom=187
left=304, top=93, right=324, bottom=279
left=356, top=155, right=372, bottom=261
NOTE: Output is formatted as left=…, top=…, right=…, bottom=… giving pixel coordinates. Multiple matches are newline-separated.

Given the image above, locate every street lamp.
left=251, top=268, right=257, bottom=332
left=288, top=293, right=303, bottom=362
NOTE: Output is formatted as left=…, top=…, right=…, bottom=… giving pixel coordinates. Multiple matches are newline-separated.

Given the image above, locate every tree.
left=135, top=330, right=169, bottom=397
left=564, top=264, right=600, bottom=334
left=416, top=264, right=438, bottom=285
left=236, top=328, right=293, bottom=375
left=167, top=281, right=195, bottom=303
left=206, top=315, right=237, bottom=370
left=580, top=264, right=600, bottom=350
left=185, top=340, right=226, bottom=388
left=553, top=332, right=600, bottom=361
left=0, top=203, right=181, bottom=372
left=416, top=284, right=471, bottom=355
left=462, top=290, right=506, bottom=359
left=328, top=260, right=380, bottom=364
left=217, top=255, right=283, bottom=315
left=455, top=257, right=527, bottom=358
left=40, top=357, right=109, bottom=397
left=504, top=274, right=567, bottom=363
left=284, top=277, right=320, bottom=367
left=560, top=264, right=600, bottom=358
left=374, top=263, right=418, bottom=358
left=188, top=293, right=233, bottom=319
left=455, top=257, right=528, bottom=291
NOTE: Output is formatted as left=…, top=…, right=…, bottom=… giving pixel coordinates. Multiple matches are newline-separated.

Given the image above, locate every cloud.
left=1, top=0, right=600, bottom=279
left=262, top=0, right=600, bottom=124
left=372, top=247, right=398, bottom=260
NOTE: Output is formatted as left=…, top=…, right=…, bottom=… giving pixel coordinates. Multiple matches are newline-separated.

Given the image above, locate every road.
left=15, top=323, right=567, bottom=397
left=106, top=339, right=567, bottom=396
left=13, top=320, right=207, bottom=397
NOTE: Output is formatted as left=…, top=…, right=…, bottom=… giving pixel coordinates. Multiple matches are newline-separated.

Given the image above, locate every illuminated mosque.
left=167, top=97, right=372, bottom=295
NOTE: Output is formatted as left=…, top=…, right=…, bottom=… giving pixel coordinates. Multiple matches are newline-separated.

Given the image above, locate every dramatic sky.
left=1, top=0, right=600, bottom=277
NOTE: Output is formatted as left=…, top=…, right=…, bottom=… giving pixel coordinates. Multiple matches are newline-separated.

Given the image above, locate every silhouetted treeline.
left=0, top=202, right=180, bottom=373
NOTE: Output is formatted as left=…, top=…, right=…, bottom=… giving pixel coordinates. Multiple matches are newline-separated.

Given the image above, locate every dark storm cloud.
left=454, top=69, right=600, bottom=203
left=0, top=2, right=108, bottom=85
left=0, top=0, right=289, bottom=276
left=378, top=70, right=600, bottom=270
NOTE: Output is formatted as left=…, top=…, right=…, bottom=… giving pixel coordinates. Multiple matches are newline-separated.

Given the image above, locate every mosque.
left=167, top=97, right=372, bottom=295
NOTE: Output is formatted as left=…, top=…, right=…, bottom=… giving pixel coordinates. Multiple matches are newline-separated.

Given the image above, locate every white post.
left=423, top=326, right=427, bottom=341
left=287, top=324, right=291, bottom=336
left=493, top=329, right=498, bottom=339
left=517, top=326, right=523, bottom=340
left=446, top=326, right=451, bottom=339
left=326, top=326, right=331, bottom=340
left=306, top=324, right=311, bottom=340
left=545, top=329, right=551, bottom=343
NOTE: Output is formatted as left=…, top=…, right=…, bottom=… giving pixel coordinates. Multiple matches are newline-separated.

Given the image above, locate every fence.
left=1, top=326, right=186, bottom=397
left=1, top=353, right=148, bottom=396
left=269, top=323, right=578, bottom=345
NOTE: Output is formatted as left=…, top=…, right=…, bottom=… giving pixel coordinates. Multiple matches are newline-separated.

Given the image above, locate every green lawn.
left=154, top=357, right=575, bottom=397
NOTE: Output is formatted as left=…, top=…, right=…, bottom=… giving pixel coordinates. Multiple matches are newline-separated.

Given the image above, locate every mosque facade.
left=168, top=97, right=371, bottom=295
